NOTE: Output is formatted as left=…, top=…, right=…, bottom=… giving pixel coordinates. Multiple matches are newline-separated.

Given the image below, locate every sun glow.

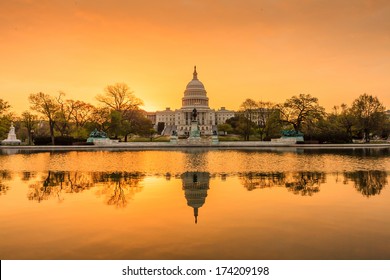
left=1, top=0, right=389, bottom=114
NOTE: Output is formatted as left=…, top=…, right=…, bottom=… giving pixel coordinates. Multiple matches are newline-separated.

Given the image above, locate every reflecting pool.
left=0, top=148, right=389, bottom=259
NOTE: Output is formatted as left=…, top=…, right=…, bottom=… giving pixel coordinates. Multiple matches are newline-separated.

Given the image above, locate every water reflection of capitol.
left=23, top=169, right=388, bottom=219
left=181, top=172, right=210, bottom=224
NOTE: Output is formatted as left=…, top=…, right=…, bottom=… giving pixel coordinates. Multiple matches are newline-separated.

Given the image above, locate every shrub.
left=33, top=136, right=87, bottom=145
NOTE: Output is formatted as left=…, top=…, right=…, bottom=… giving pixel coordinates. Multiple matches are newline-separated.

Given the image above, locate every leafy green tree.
left=351, top=93, right=386, bottom=142
left=226, top=115, right=256, bottom=140
left=381, top=117, right=390, bottom=139
left=217, top=123, right=233, bottom=135
left=334, top=104, right=355, bottom=142
left=121, top=110, right=153, bottom=141
left=132, top=115, right=154, bottom=138
left=226, top=116, right=240, bottom=130
left=148, top=128, right=158, bottom=141
left=0, top=99, right=12, bottom=139
left=109, top=110, right=123, bottom=139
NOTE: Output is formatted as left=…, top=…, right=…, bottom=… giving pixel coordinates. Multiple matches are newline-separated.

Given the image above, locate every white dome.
left=186, top=79, right=205, bottom=89
left=182, top=66, right=209, bottom=108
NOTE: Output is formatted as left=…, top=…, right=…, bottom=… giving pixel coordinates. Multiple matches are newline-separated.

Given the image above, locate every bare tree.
left=70, top=100, right=95, bottom=131
left=0, top=99, right=11, bottom=116
left=29, top=92, right=60, bottom=145
left=21, top=111, right=38, bottom=145
left=54, top=92, right=74, bottom=136
left=239, top=98, right=258, bottom=140
left=90, top=106, right=111, bottom=131
left=96, top=83, right=143, bottom=112
left=277, top=93, right=325, bottom=133
left=96, top=83, right=145, bottom=140
left=257, top=101, right=279, bottom=141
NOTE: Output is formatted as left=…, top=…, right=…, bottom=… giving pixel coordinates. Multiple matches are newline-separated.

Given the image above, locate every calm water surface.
left=0, top=148, right=389, bottom=259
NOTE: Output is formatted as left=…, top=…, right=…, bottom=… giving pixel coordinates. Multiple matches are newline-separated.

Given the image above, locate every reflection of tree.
left=300, top=148, right=390, bottom=159
left=240, top=172, right=286, bottom=191
left=64, top=172, right=94, bottom=194
left=240, top=171, right=324, bottom=196
left=28, top=171, right=63, bottom=202
left=0, top=171, right=11, bottom=196
left=26, top=171, right=144, bottom=206
left=27, top=171, right=93, bottom=202
left=344, top=171, right=388, bottom=197
left=285, top=172, right=325, bottom=196
left=0, top=183, right=9, bottom=196
left=93, top=172, right=144, bottom=208
left=21, top=171, right=36, bottom=181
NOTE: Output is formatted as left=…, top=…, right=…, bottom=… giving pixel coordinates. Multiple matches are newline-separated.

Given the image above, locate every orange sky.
left=1, top=0, right=389, bottom=114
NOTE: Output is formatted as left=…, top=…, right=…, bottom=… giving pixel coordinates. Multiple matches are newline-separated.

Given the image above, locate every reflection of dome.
left=182, top=66, right=209, bottom=108
left=181, top=172, right=210, bottom=224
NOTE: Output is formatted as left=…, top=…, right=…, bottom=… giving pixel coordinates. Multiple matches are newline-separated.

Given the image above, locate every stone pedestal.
left=170, top=135, right=178, bottom=144
left=188, top=121, right=200, bottom=138
left=211, top=135, right=219, bottom=144
left=187, top=120, right=201, bottom=144
left=271, top=136, right=304, bottom=144
left=89, top=138, right=117, bottom=145
left=1, top=123, right=21, bottom=145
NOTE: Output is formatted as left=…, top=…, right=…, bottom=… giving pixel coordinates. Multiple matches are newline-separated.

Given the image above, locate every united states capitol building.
left=147, top=66, right=235, bottom=136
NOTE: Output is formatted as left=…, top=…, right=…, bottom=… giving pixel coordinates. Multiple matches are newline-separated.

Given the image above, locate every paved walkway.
left=1, top=141, right=390, bottom=151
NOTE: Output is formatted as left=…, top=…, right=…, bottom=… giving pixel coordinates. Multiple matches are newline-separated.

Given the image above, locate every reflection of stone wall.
left=181, top=172, right=210, bottom=224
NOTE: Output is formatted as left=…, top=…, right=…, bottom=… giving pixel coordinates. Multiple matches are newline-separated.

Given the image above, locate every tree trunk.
left=364, top=129, right=370, bottom=143
left=49, top=121, right=55, bottom=145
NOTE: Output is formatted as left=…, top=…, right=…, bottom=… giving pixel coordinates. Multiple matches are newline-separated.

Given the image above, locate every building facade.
left=148, top=67, right=235, bottom=136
